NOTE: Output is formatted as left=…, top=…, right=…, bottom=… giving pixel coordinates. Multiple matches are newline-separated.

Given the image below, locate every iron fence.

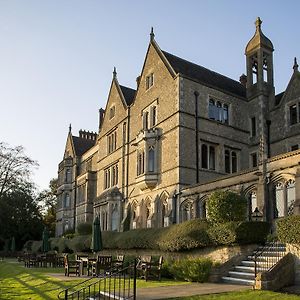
left=58, top=259, right=137, bottom=300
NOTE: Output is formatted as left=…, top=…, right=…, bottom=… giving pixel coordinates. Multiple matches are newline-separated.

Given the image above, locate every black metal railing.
left=58, top=259, right=137, bottom=300
left=253, top=241, right=286, bottom=277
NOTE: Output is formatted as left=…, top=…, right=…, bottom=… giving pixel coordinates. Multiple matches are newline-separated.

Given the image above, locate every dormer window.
left=146, top=73, right=154, bottom=90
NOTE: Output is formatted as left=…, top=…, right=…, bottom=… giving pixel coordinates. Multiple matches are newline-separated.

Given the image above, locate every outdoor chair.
left=146, top=256, right=164, bottom=281
left=112, top=255, right=124, bottom=272
left=136, top=255, right=152, bottom=280
left=92, top=255, right=112, bottom=276
left=63, top=255, right=81, bottom=276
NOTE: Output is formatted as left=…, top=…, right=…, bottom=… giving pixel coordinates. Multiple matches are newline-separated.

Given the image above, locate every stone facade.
left=56, top=18, right=300, bottom=236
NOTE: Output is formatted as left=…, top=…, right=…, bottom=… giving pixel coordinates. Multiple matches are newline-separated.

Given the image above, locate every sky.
left=1, top=0, right=300, bottom=191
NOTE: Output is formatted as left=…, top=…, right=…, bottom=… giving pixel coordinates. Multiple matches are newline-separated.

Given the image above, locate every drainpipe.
left=194, top=92, right=200, bottom=183
left=266, top=120, right=271, bottom=158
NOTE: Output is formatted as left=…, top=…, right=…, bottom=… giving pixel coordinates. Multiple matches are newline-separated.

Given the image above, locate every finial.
left=69, top=123, right=72, bottom=133
left=113, top=67, right=117, bottom=79
left=255, top=17, right=262, bottom=29
left=293, top=57, right=299, bottom=73
left=150, top=27, right=155, bottom=41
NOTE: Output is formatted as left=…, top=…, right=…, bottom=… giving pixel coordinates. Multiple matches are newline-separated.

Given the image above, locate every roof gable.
left=275, top=71, right=300, bottom=107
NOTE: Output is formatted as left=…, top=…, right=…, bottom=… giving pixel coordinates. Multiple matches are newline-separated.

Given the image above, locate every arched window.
left=247, top=191, right=257, bottom=220
left=111, top=208, right=118, bottom=231
left=287, top=180, right=295, bottom=216
left=275, top=182, right=284, bottom=218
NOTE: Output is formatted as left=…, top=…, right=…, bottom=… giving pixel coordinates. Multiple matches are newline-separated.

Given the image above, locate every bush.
left=207, top=222, right=238, bottom=245
left=76, top=223, right=92, bottom=235
left=157, top=219, right=210, bottom=252
left=235, top=221, right=270, bottom=244
left=206, top=190, right=247, bottom=223
left=168, top=257, right=212, bottom=282
left=208, top=221, right=270, bottom=245
left=68, top=235, right=91, bottom=252
left=277, top=215, right=300, bottom=243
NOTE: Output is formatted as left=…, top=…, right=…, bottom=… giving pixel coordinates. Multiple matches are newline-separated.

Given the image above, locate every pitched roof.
left=162, top=50, right=246, bottom=98
left=120, top=85, right=136, bottom=106
left=275, top=91, right=285, bottom=106
left=72, top=136, right=96, bottom=156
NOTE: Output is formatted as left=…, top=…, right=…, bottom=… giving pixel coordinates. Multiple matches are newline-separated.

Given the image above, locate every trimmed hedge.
left=76, top=223, right=92, bottom=235
left=277, top=215, right=300, bottom=243
left=25, top=219, right=270, bottom=253
left=157, top=219, right=209, bottom=252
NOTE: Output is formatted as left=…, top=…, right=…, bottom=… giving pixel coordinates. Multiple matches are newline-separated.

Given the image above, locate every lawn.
left=1, top=259, right=300, bottom=300
left=167, top=290, right=300, bottom=300
left=0, top=258, right=189, bottom=299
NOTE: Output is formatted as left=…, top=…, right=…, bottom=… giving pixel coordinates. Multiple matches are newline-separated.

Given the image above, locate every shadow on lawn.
left=1, top=260, right=82, bottom=299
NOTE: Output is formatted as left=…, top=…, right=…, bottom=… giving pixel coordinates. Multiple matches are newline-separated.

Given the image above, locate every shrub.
left=68, top=235, right=91, bottom=252
left=277, top=215, right=300, bottom=243
left=168, top=257, right=212, bottom=282
left=207, top=222, right=238, bottom=245
left=235, top=221, right=270, bottom=244
left=76, top=223, right=92, bottom=235
left=157, top=219, right=210, bottom=251
left=206, top=190, right=247, bottom=223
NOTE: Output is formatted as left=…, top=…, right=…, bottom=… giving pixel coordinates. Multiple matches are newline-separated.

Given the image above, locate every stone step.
left=222, top=276, right=254, bottom=286
left=241, top=260, right=275, bottom=267
left=228, top=271, right=255, bottom=279
left=248, top=255, right=281, bottom=261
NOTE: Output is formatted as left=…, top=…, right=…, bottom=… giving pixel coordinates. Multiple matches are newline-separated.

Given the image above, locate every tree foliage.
left=0, top=185, right=44, bottom=250
left=38, top=178, right=58, bottom=236
left=0, top=142, right=38, bottom=198
left=0, top=142, right=43, bottom=250
left=206, top=190, right=247, bottom=223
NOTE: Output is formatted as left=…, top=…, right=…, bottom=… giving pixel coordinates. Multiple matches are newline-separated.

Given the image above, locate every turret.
left=245, top=17, right=274, bottom=99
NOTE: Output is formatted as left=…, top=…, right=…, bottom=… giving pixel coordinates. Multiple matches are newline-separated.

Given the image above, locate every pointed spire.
left=69, top=123, right=72, bottom=133
left=255, top=17, right=262, bottom=30
left=293, top=57, right=299, bottom=73
left=113, top=67, right=117, bottom=79
left=150, top=27, right=155, bottom=42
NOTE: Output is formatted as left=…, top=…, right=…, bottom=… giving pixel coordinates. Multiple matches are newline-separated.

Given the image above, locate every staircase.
left=222, top=242, right=286, bottom=286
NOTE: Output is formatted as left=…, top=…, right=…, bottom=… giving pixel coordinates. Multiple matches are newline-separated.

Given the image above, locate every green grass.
left=0, top=258, right=189, bottom=299
left=167, top=290, right=300, bottom=300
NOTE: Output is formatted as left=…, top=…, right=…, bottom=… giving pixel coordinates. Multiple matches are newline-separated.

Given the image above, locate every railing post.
left=133, top=259, right=137, bottom=300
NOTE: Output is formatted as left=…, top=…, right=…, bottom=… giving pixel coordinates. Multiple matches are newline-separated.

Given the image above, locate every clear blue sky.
left=0, top=0, right=299, bottom=191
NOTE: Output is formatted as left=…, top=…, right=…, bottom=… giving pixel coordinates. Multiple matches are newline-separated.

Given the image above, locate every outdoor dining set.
left=22, top=252, right=164, bottom=281
left=64, top=254, right=164, bottom=281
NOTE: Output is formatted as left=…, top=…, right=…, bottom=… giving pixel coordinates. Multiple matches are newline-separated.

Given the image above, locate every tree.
left=206, top=190, right=247, bottom=223
left=38, top=178, right=58, bottom=236
left=0, top=142, right=38, bottom=199
left=0, top=184, right=44, bottom=250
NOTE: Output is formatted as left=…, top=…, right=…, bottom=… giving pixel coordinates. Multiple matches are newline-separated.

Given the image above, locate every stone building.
left=56, top=18, right=300, bottom=236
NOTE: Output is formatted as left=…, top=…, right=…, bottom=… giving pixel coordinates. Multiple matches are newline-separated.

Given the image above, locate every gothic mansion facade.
left=56, top=18, right=300, bottom=236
